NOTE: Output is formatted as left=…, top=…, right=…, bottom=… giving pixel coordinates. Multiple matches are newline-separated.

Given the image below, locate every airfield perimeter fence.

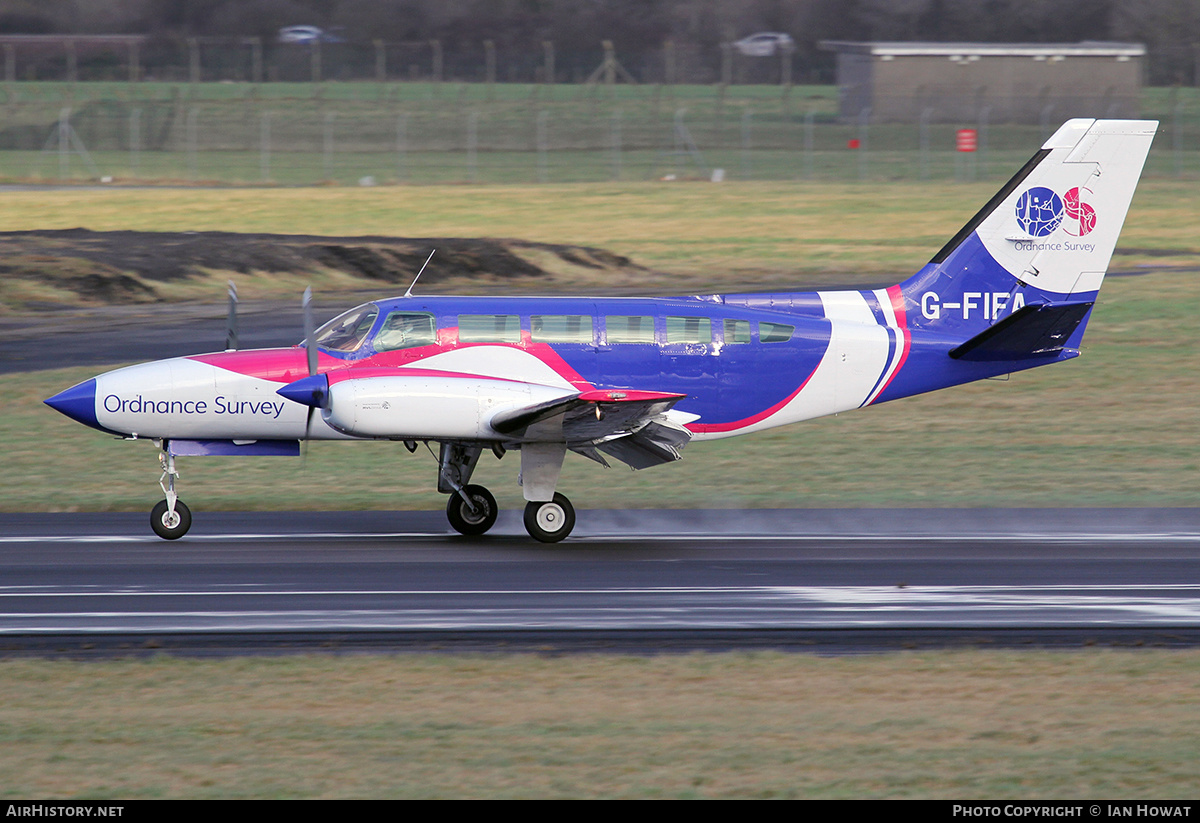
left=1, top=82, right=1198, bottom=185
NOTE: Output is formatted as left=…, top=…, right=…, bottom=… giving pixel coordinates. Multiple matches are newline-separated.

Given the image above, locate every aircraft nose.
left=45, top=378, right=102, bottom=430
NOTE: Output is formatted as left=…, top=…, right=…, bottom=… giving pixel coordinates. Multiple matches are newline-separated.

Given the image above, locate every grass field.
left=0, top=651, right=1198, bottom=799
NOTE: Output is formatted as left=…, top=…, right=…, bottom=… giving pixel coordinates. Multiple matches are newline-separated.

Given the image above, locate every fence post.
left=375, top=39, right=386, bottom=82
left=803, top=109, right=814, bottom=180
left=919, top=107, right=933, bottom=181
left=396, top=113, right=407, bottom=182
left=664, top=40, right=675, bottom=86
left=741, top=109, right=752, bottom=179
left=543, top=41, right=555, bottom=85
left=250, top=37, right=262, bottom=84
left=4, top=44, right=13, bottom=84
left=128, top=40, right=139, bottom=83
left=188, top=38, right=199, bottom=84
left=260, top=112, right=270, bottom=182
left=65, top=39, right=76, bottom=83
left=611, top=108, right=622, bottom=181
left=129, top=108, right=140, bottom=177
left=857, top=107, right=870, bottom=181
left=431, top=40, right=443, bottom=84
left=59, top=108, right=70, bottom=179
left=978, top=106, right=990, bottom=178
left=485, top=40, right=496, bottom=97
left=323, top=111, right=334, bottom=181
left=311, top=41, right=322, bottom=83
left=467, top=110, right=478, bottom=183
left=1173, top=94, right=1184, bottom=177
left=536, top=109, right=548, bottom=183
left=187, top=106, right=198, bottom=181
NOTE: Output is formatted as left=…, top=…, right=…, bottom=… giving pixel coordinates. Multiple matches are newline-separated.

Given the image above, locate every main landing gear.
left=151, top=444, right=192, bottom=540
left=523, top=494, right=576, bottom=543
left=436, top=441, right=576, bottom=542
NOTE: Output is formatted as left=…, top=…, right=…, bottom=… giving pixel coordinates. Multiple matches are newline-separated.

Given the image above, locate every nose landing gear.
left=151, top=443, right=192, bottom=540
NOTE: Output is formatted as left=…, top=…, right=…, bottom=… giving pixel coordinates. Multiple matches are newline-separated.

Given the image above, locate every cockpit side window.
left=374, top=311, right=436, bottom=351
left=313, top=304, right=379, bottom=352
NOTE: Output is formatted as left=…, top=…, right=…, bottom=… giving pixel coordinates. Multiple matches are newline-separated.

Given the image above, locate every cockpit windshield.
left=308, top=304, right=379, bottom=352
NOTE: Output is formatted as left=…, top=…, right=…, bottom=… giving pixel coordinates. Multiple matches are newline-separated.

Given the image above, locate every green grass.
left=0, top=651, right=1198, bottom=798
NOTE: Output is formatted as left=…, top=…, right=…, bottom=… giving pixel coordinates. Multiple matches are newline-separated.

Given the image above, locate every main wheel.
left=446, top=484, right=498, bottom=536
left=150, top=499, right=192, bottom=540
left=523, top=493, right=576, bottom=543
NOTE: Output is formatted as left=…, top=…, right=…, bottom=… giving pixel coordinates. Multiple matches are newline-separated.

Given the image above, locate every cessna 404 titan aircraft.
left=45, top=119, right=1157, bottom=542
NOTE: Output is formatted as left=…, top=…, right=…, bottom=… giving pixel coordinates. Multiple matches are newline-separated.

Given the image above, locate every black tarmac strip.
left=4, top=627, right=1200, bottom=660
left=3, top=509, right=1199, bottom=658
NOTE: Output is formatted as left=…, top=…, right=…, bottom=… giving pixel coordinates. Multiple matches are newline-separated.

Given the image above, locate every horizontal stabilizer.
left=948, top=301, right=1093, bottom=362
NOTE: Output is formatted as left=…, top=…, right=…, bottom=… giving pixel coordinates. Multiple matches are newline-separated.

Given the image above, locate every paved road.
left=3, top=509, right=1199, bottom=655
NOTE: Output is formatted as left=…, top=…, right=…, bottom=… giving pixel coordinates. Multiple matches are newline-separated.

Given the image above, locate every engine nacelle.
left=323, top=374, right=574, bottom=439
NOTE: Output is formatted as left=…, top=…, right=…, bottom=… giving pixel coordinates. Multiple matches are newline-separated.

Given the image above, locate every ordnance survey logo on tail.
left=1015, top=186, right=1097, bottom=237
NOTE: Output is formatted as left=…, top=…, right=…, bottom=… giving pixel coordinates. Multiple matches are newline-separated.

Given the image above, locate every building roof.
left=819, top=41, right=1145, bottom=58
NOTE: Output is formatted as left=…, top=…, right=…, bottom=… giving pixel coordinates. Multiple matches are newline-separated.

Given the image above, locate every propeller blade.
left=301, top=286, right=317, bottom=461
left=302, top=286, right=316, bottom=378
left=224, top=280, right=239, bottom=351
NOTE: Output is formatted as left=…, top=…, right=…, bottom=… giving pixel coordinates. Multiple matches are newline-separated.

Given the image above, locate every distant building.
left=819, top=42, right=1144, bottom=124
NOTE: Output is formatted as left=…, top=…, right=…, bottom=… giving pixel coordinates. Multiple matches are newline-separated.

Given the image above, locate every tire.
left=523, top=493, right=575, bottom=543
left=150, top=499, right=192, bottom=540
left=446, top=484, right=498, bottom=536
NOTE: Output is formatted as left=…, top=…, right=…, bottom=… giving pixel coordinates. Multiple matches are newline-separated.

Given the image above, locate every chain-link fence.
left=2, top=82, right=1197, bottom=185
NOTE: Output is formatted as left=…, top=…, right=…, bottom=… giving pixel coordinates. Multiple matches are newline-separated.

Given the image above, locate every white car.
left=278, top=25, right=342, bottom=44
left=733, top=32, right=794, bottom=57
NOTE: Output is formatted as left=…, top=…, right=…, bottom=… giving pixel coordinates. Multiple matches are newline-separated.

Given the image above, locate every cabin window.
left=531, top=315, right=593, bottom=344
left=605, top=315, right=655, bottom=344
left=760, top=322, right=794, bottom=343
left=458, top=314, right=521, bottom=343
left=665, top=316, right=712, bottom=344
left=374, top=311, right=436, bottom=351
left=724, top=319, right=751, bottom=344
left=313, top=304, right=379, bottom=352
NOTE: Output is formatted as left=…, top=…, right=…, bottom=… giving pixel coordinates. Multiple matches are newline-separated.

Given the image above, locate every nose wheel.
left=150, top=442, right=192, bottom=540
left=151, top=498, right=192, bottom=540
left=523, top=493, right=576, bottom=543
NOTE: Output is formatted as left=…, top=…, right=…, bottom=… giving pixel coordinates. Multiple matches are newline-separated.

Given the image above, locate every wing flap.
left=595, top=418, right=692, bottom=470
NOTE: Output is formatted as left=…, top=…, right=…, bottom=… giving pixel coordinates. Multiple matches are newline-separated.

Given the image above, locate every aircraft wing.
left=278, top=370, right=692, bottom=469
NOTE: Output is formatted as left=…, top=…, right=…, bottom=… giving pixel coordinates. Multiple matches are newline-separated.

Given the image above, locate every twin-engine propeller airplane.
left=46, top=119, right=1157, bottom=542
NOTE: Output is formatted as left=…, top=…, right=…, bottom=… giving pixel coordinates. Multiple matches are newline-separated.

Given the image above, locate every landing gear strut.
left=437, top=443, right=500, bottom=536
left=151, top=444, right=192, bottom=540
left=446, top=484, right=498, bottom=536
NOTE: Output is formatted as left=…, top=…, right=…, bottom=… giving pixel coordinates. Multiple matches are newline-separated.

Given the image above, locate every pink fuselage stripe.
left=685, top=365, right=818, bottom=434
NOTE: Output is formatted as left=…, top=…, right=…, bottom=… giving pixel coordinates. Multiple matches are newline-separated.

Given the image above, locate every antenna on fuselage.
left=224, top=280, right=239, bottom=351
left=404, top=249, right=436, bottom=298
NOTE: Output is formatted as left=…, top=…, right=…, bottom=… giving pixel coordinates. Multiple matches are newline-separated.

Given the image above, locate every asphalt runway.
left=2, top=508, right=1199, bottom=656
